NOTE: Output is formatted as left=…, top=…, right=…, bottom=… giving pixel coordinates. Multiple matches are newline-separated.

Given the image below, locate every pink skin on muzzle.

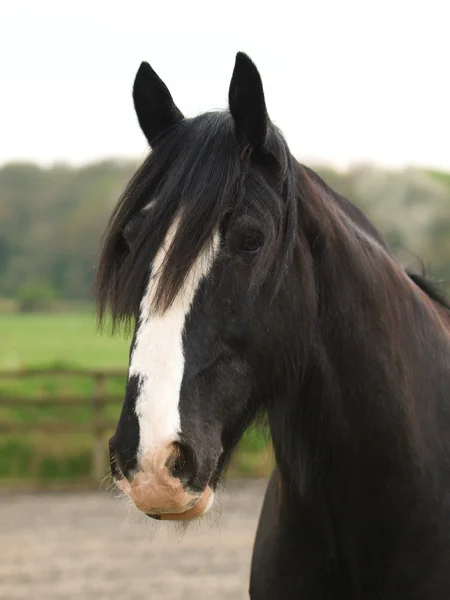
left=115, top=444, right=213, bottom=520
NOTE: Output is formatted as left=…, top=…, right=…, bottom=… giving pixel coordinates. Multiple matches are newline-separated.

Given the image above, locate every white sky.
left=1, top=0, right=449, bottom=169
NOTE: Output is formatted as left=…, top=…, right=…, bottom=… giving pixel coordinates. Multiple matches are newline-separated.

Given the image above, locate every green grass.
left=0, top=312, right=130, bottom=370
left=0, top=310, right=272, bottom=486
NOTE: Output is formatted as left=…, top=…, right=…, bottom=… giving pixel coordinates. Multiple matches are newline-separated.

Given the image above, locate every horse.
left=95, top=53, right=450, bottom=599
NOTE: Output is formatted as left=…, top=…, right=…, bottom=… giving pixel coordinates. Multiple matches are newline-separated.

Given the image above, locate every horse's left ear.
left=133, top=61, right=184, bottom=147
left=228, top=52, right=268, bottom=151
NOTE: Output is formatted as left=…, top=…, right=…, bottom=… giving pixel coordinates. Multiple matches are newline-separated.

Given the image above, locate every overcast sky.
left=1, top=0, right=449, bottom=169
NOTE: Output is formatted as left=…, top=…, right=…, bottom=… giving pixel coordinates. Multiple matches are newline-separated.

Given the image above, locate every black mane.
left=95, top=110, right=449, bottom=329
left=95, top=107, right=449, bottom=332
left=302, top=166, right=450, bottom=311
left=95, top=111, right=299, bottom=326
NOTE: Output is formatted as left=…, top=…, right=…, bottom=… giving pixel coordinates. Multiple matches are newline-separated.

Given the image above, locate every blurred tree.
left=17, top=282, right=58, bottom=313
left=0, top=160, right=136, bottom=301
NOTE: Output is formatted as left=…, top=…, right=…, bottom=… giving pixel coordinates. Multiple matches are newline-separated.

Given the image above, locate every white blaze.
left=129, top=215, right=219, bottom=458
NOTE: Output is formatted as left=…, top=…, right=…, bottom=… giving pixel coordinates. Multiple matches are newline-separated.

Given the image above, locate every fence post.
left=93, top=373, right=107, bottom=482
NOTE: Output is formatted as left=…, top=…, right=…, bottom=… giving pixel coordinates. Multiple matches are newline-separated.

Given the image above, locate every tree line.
left=0, top=160, right=448, bottom=308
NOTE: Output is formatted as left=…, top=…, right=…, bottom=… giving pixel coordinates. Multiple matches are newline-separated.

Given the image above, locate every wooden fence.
left=0, top=368, right=127, bottom=481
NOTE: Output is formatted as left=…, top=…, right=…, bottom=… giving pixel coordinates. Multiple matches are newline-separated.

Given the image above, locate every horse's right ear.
left=133, top=62, right=184, bottom=147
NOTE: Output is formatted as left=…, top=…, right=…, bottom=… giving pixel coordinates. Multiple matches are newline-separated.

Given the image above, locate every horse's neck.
left=267, top=183, right=450, bottom=593
left=274, top=203, right=449, bottom=506
left=316, top=214, right=448, bottom=444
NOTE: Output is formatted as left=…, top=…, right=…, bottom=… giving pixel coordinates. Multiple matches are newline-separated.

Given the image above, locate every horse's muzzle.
left=110, top=440, right=214, bottom=520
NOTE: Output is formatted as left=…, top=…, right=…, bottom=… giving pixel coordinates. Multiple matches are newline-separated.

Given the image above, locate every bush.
left=17, top=282, right=57, bottom=313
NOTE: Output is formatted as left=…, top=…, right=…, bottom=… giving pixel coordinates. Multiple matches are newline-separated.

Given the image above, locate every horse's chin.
left=146, top=485, right=215, bottom=521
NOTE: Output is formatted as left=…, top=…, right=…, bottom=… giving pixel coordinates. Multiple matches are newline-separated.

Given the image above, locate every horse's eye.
left=123, top=213, right=145, bottom=252
left=239, top=231, right=264, bottom=254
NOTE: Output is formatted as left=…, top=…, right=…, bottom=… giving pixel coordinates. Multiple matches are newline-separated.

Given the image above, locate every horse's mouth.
left=145, top=487, right=215, bottom=520
left=110, top=448, right=215, bottom=521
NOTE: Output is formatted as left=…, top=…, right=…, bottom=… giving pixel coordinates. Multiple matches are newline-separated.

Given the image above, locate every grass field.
left=0, top=310, right=273, bottom=486
left=0, top=312, right=130, bottom=370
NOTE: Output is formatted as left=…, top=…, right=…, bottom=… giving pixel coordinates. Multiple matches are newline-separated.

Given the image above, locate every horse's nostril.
left=109, top=435, right=137, bottom=482
left=166, top=442, right=197, bottom=488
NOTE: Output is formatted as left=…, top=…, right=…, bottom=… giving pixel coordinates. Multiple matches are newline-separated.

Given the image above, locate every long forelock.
left=94, top=111, right=301, bottom=330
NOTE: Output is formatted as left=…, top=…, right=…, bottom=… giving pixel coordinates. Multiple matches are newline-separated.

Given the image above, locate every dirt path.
left=0, top=480, right=267, bottom=600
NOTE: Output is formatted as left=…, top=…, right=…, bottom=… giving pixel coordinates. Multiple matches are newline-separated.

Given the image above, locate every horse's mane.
left=94, top=111, right=298, bottom=327
left=302, top=165, right=450, bottom=312
left=95, top=109, right=449, bottom=329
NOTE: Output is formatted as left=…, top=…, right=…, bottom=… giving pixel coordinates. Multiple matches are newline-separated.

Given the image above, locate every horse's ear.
left=133, top=61, right=184, bottom=147
left=228, top=52, right=268, bottom=151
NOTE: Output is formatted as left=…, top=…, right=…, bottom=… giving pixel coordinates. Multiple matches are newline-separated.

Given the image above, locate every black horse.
left=95, top=53, right=450, bottom=599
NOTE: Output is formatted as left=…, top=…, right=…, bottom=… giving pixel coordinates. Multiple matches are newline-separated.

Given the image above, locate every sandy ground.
left=0, top=480, right=267, bottom=600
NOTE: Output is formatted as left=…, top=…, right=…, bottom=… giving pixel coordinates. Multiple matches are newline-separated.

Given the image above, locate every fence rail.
left=0, top=368, right=127, bottom=481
